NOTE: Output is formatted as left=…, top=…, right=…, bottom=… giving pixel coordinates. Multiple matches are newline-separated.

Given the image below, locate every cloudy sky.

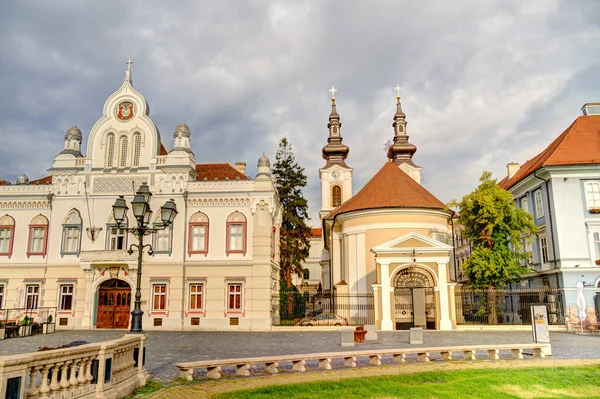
left=1, top=0, right=599, bottom=224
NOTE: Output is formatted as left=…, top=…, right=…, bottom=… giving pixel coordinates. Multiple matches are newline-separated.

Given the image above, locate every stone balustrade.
left=175, top=343, right=551, bottom=381
left=0, top=334, right=148, bottom=399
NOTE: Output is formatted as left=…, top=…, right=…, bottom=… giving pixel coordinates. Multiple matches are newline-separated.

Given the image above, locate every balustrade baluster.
left=39, top=365, right=51, bottom=398
left=25, top=366, right=40, bottom=398
left=78, top=358, right=88, bottom=384
left=49, top=363, right=62, bottom=392
left=85, top=357, right=94, bottom=382
left=69, top=359, right=79, bottom=387
left=60, top=361, right=72, bottom=390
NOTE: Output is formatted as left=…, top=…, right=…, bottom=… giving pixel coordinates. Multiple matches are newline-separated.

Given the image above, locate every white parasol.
left=576, top=281, right=586, bottom=333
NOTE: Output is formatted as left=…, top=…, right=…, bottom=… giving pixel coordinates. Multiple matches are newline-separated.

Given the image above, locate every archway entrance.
left=96, top=279, right=131, bottom=329
left=393, top=267, right=436, bottom=330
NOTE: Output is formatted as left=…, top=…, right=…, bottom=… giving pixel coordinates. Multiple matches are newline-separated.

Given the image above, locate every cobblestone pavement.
left=1, top=330, right=598, bottom=381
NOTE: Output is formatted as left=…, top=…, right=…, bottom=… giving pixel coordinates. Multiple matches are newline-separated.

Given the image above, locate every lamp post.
left=112, top=182, right=178, bottom=333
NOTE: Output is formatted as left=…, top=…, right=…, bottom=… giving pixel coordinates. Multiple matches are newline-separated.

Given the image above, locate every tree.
left=452, top=171, right=537, bottom=324
left=272, top=137, right=312, bottom=289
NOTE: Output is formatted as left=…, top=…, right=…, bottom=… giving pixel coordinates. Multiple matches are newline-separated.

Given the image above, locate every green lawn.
left=215, top=365, right=600, bottom=399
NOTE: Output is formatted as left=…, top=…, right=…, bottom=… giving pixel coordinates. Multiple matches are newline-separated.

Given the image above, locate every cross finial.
left=126, top=57, right=134, bottom=72
left=329, top=86, right=337, bottom=100
left=394, top=84, right=401, bottom=99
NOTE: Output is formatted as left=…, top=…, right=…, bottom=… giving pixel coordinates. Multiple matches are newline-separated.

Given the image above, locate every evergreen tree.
left=452, top=171, right=537, bottom=323
left=272, top=137, right=312, bottom=288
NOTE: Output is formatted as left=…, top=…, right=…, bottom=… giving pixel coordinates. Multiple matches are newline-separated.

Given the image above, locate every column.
left=81, top=269, right=94, bottom=329
left=379, top=261, right=393, bottom=331
left=437, top=262, right=452, bottom=330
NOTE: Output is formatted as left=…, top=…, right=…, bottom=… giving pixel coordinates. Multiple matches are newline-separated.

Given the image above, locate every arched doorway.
left=96, top=279, right=131, bottom=329
left=393, top=266, right=436, bottom=330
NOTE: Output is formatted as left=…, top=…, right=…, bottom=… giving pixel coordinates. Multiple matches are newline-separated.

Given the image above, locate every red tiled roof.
left=196, top=163, right=248, bottom=181
left=0, top=180, right=9, bottom=185
left=499, top=115, right=600, bottom=189
left=29, top=176, right=52, bottom=185
left=325, top=161, right=447, bottom=219
left=160, top=143, right=168, bottom=156
left=311, top=228, right=322, bottom=237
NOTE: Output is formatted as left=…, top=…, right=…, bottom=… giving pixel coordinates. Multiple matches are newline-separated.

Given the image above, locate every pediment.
left=371, top=232, right=453, bottom=254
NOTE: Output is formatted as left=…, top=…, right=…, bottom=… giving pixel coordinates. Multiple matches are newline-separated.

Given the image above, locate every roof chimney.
left=507, top=162, right=520, bottom=179
left=582, top=102, right=600, bottom=116
left=235, top=162, right=246, bottom=175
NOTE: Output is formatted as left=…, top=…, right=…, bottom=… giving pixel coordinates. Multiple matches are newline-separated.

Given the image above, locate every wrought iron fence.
left=0, top=307, right=57, bottom=339
left=455, top=288, right=565, bottom=325
left=272, top=291, right=374, bottom=326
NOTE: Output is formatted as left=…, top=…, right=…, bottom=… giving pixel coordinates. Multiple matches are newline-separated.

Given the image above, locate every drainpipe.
left=533, top=170, right=559, bottom=288
left=450, top=211, right=457, bottom=283
left=180, top=190, right=189, bottom=330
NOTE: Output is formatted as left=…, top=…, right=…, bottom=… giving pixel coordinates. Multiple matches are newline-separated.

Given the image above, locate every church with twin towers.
left=0, top=61, right=459, bottom=331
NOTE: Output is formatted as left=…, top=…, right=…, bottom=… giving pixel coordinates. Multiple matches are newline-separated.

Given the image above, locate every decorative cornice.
left=187, top=197, right=250, bottom=207
left=0, top=201, right=50, bottom=209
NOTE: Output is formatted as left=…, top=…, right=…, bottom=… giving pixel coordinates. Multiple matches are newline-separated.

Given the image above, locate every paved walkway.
left=1, top=330, right=598, bottom=381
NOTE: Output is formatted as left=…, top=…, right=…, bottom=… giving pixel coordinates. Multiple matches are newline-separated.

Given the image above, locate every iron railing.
left=455, top=288, right=565, bottom=325
left=0, top=307, right=57, bottom=339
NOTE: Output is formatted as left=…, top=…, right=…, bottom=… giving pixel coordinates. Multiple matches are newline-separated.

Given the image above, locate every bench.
left=175, top=343, right=551, bottom=380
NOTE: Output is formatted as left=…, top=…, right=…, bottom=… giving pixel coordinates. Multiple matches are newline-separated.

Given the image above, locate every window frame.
left=226, top=282, right=243, bottom=311
left=106, top=223, right=128, bottom=250
left=188, top=222, right=209, bottom=256
left=25, top=284, right=40, bottom=309
left=539, top=234, right=549, bottom=266
left=132, top=133, right=142, bottom=167
left=585, top=181, right=600, bottom=210
left=226, top=222, right=247, bottom=255
left=0, top=284, right=4, bottom=309
left=534, top=190, right=544, bottom=218
left=118, top=136, right=128, bottom=168
left=520, top=196, right=529, bottom=214
left=331, top=185, right=342, bottom=207
left=61, top=211, right=82, bottom=257
left=27, top=223, right=48, bottom=258
left=0, top=223, right=15, bottom=258
left=59, top=284, right=74, bottom=311
left=188, top=283, right=204, bottom=311
left=303, top=268, right=310, bottom=280
left=152, top=223, right=173, bottom=255
left=152, top=283, right=167, bottom=311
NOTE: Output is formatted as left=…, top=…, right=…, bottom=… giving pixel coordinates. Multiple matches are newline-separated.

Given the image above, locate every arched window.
left=0, top=215, right=15, bottom=258
left=226, top=212, right=247, bottom=255
left=332, top=185, right=342, bottom=207
left=27, top=215, right=49, bottom=258
left=585, top=181, right=600, bottom=210
left=188, top=212, right=209, bottom=256
left=303, top=268, right=310, bottom=280
left=520, top=197, right=529, bottom=214
left=61, top=209, right=82, bottom=256
left=106, top=133, right=115, bottom=167
left=119, top=136, right=128, bottom=167
left=132, top=133, right=142, bottom=167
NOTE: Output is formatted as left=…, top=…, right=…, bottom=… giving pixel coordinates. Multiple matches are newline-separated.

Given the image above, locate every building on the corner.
left=0, top=64, right=282, bottom=331
left=318, top=92, right=457, bottom=331
left=498, top=103, right=600, bottom=324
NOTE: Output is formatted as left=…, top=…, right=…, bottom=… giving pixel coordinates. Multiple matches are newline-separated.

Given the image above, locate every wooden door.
left=96, top=289, right=131, bottom=328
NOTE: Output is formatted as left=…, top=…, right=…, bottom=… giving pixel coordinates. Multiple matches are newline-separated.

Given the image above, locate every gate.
left=394, top=288, right=436, bottom=330
left=96, top=279, right=131, bottom=329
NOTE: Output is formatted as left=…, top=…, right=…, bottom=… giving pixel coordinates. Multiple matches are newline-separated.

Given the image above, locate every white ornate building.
left=0, top=63, right=282, bottom=331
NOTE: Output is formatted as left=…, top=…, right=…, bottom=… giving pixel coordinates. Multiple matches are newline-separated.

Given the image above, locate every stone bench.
left=174, top=343, right=551, bottom=380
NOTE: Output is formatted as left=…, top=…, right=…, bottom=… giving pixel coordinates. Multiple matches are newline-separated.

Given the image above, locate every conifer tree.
left=452, top=171, right=537, bottom=323
left=272, top=137, right=312, bottom=289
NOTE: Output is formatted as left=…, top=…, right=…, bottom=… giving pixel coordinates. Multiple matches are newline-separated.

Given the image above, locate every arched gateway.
left=393, top=267, right=436, bottom=330
left=96, top=279, right=131, bottom=329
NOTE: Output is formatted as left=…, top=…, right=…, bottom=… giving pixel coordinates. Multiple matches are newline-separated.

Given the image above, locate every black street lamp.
left=112, top=182, right=178, bottom=333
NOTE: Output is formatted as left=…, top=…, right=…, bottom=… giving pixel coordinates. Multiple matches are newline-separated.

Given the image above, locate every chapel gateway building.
left=0, top=65, right=282, bottom=331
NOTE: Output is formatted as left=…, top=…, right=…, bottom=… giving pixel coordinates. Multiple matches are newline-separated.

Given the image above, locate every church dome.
left=257, top=153, right=270, bottom=167
left=174, top=122, right=191, bottom=139
left=16, top=174, right=29, bottom=185
left=64, top=126, right=82, bottom=142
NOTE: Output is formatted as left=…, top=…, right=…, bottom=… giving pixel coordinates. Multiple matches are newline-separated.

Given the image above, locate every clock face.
left=332, top=170, right=340, bottom=178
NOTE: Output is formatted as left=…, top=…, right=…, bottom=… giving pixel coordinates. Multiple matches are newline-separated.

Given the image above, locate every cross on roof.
left=394, top=84, right=401, bottom=98
left=329, top=86, right=337, bottom=100
left=126, top=57, right=134, bottom=72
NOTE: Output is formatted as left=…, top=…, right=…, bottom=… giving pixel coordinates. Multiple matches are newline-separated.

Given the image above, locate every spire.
left=387, top=86, right=417, bottom=166
left=125, top=57, right=134, bottom=84
left=322, top=86, right=349, bottom=167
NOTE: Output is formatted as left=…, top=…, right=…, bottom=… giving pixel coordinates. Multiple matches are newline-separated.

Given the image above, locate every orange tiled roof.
left=29, top=176, right=52, bottom=185
left=325, top=161, right=447, bottom=219
left=499, top=115, right=600, bottom=189
left=160, top=143, right=168, bottom=156
left=0, top=180, right=9, bottom=185
left=196, top=163, right=248, bottom=181
left=311, top=228, right=322, bottom=237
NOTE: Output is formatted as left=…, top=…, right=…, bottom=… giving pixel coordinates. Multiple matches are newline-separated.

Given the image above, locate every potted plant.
left=20, top=316, right=32, bottom=337
left=44, top=314, right=55, bottom=334
left=590, top=208, right=600, bottom=214
left=0, top=321, right=5, bottom=340
left=595, top=259, right=600, bottom=266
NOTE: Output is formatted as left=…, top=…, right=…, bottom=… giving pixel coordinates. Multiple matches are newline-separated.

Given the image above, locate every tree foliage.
left=272, top=137, right=312, bottom=288
left=452, top=171, right=538, bottom=289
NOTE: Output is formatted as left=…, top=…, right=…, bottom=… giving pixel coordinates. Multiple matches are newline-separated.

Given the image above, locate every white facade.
left=0, top=66, right=282, bottom=331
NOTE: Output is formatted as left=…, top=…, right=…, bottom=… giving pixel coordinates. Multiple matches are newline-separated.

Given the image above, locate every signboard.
left=531, top=305, right=550, bottom=343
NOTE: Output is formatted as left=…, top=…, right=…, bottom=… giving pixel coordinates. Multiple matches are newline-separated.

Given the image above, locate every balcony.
left=80, top=249, right=136, bottom=264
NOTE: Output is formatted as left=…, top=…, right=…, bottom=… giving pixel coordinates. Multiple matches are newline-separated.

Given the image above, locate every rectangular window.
left=0, top=285, right=4, bottom=308
left=189, top=284, right=203, bottom=310
left=154, top=226, right=171, bottom=253
left=594, top=232, right=600, bottom=260
left=152, top=284, right=166, bottom=310
left=108, top=226, right=126, bottom=250
left=191, top=225, right=206, bottom=252
left=586, top=182, right=600, bottom=209
left=228, top=225, right=244, bottom=251
left=228, top=283, right=242, bottom=310
left=25, top=285, right=40, bottom=309
left=30, top=227, right=46, bottom=253
left=62, top=227, right=80, bottom=254
left=59, top=284, right=74, bottom=311
left=0, top=228, right=11, bottom=253
left=540, top=236, right=549, bottom=265
left=534, top=190, right=544, bottom=218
